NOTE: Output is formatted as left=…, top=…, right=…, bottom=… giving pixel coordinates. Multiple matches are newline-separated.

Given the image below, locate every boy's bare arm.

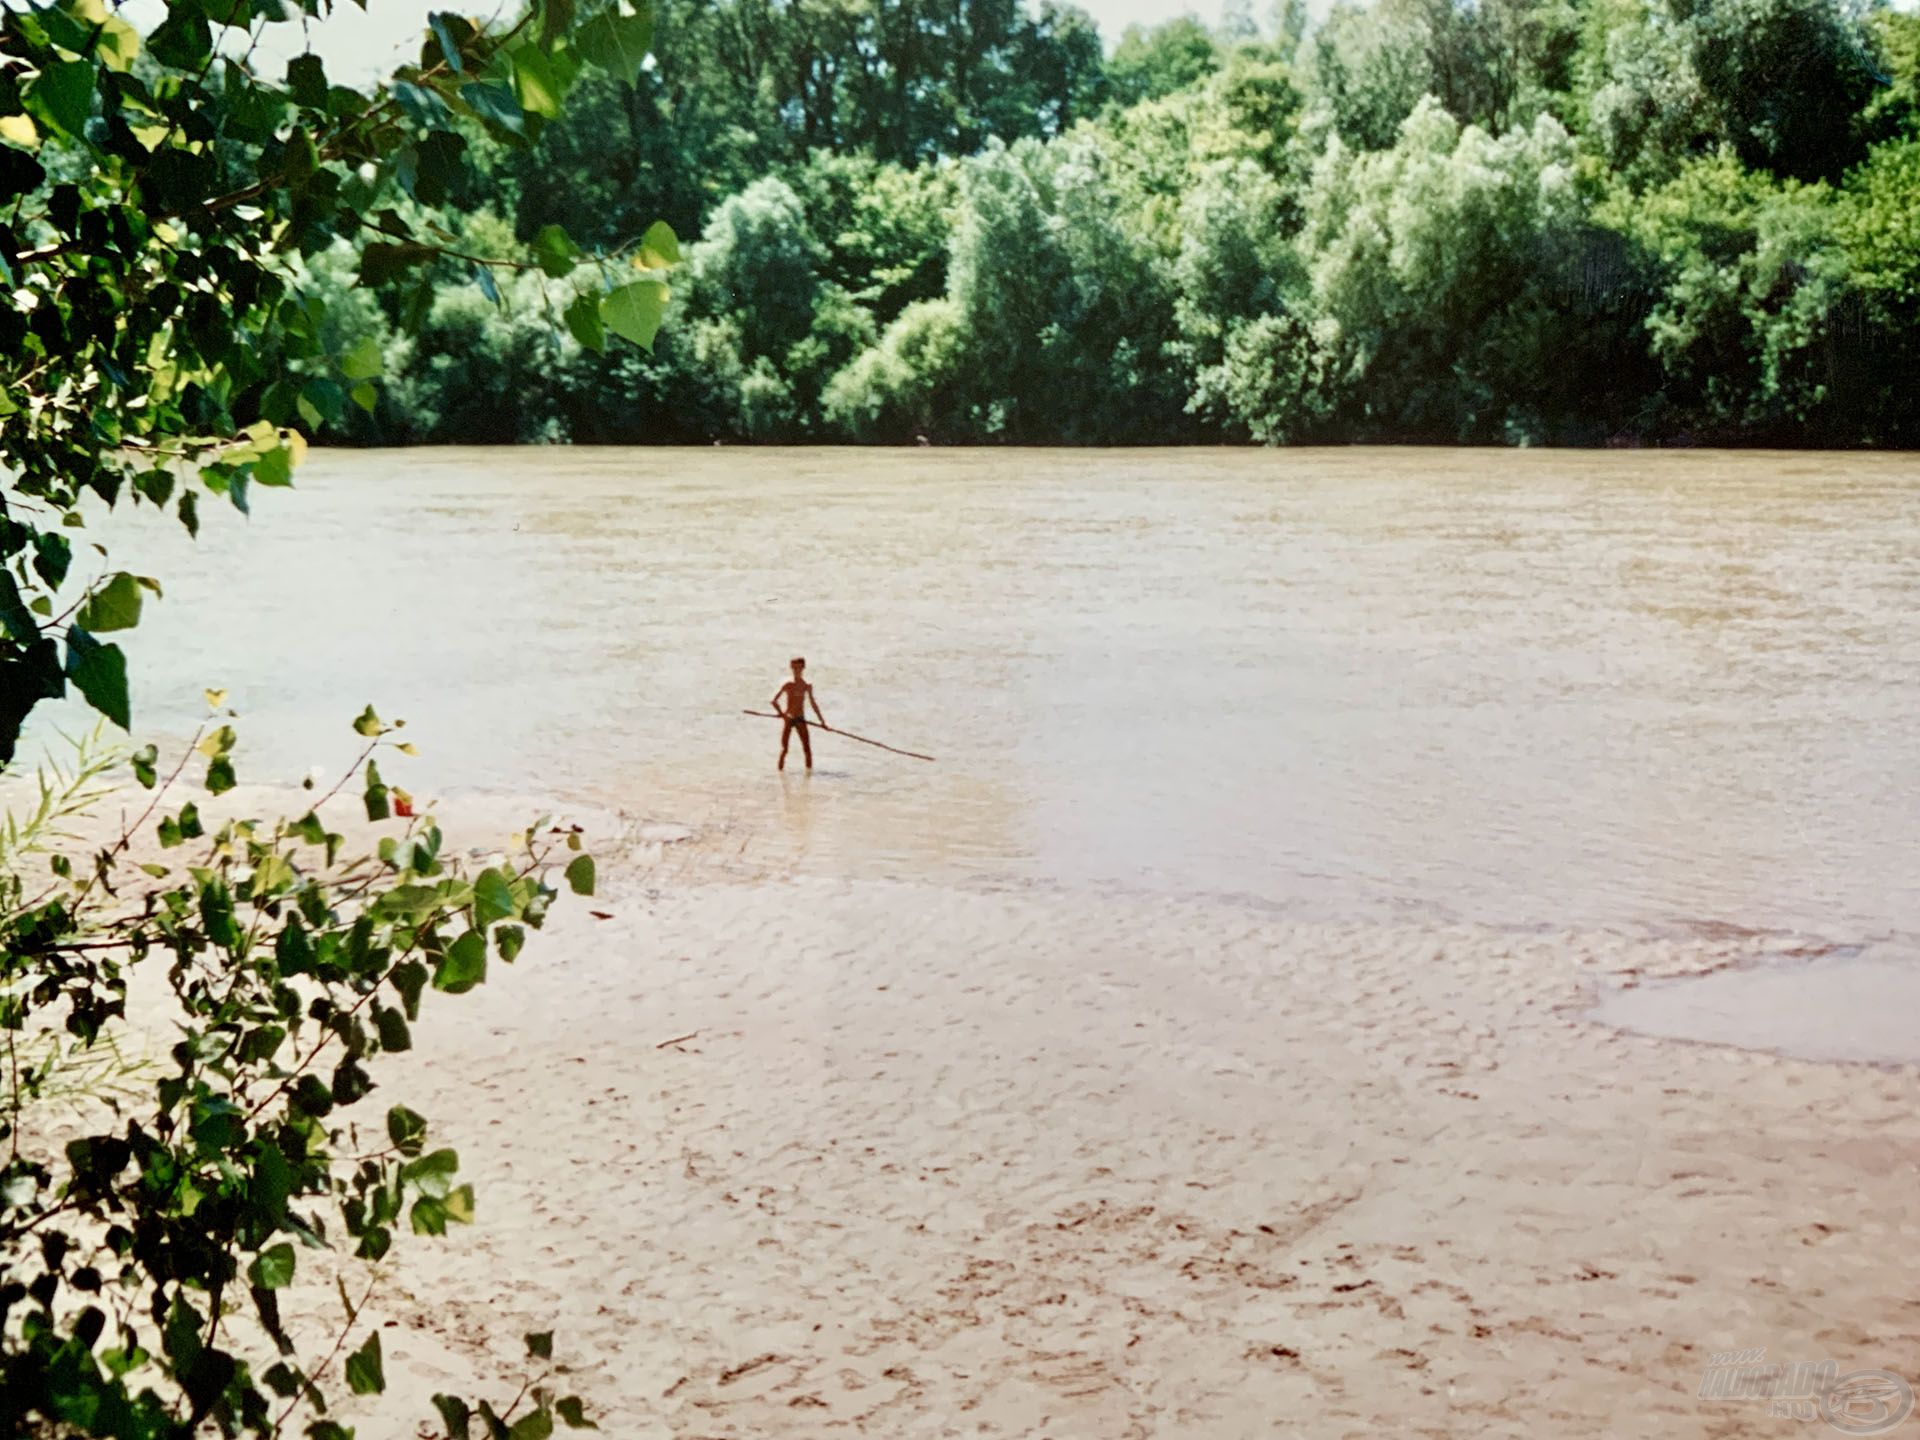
left=809, top=686, right=826, bottom=725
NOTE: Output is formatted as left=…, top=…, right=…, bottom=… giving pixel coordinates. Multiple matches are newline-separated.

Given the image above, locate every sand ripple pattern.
left=349, top=867, right=1920, bottom=1438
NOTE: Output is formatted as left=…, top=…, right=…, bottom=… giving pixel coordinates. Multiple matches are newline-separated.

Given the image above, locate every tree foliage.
left=205, top=0, right=1920, bottom=451
left=0, top=0, right=681, bottom=755
left=1, top=714, right=604, bottom=1435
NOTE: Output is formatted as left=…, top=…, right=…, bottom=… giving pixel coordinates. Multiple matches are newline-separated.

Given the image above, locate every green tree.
left=822, top=296, right=970, bottom=438
left=1108, top=16, right=1223, bottom=105
left=503, top=67, right=713, bottom=250
left=1860, top=10, right=1920, bottom=143
left=1579, top=0, right=1717, bottom=183
left=1302, top=99, right=1643, bottom=441
left=786, top=150, right=958, bottom=324
left=1599, top=145, right=1911, bottom=442
left=1307, top=0, right=1432, bottom=149
left=942, top=139, right=1066, bottom=437
left=1676, top=0, right=1881, bottom=182
left=1174, top=160, right=1317, bottom=437
left=102, top=0, right=1919, bottom=452
left=2, top=715, right=606, bottom=1438
left=1582, top=0, right=1886, bottom=184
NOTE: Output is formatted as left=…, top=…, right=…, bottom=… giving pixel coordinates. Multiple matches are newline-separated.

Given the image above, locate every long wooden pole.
left=740, top=710, right=936, bottom=762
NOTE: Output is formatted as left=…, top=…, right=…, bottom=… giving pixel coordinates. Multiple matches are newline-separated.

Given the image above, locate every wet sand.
left=285, top=800, right=1920, bottom=1439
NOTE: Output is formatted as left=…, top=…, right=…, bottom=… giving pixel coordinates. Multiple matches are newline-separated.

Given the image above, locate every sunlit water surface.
left=25, top=447, right=1920, bottom=956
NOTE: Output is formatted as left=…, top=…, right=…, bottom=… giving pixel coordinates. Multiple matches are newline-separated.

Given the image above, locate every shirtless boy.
left=772, top=657, right=827, bottom=771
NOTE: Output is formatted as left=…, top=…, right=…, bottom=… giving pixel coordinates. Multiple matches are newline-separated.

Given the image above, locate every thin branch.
left=309, top=739, right=379, bottom=812
left=71, top=723, right=207, bottom=911
left=269, top=1275, right=379, bottom=1436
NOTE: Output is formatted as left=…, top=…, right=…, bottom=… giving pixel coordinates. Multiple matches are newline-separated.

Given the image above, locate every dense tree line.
left=304, top=0, right=1920, bottom=446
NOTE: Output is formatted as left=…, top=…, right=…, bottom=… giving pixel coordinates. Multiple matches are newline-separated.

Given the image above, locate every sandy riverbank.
left=269, top=802, right=1920, bottom=1439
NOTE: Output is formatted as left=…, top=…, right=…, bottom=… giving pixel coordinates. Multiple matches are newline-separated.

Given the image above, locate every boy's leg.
left=779, top=719, right=792, bottom=770
left=799, top=721, right=813, bottom=770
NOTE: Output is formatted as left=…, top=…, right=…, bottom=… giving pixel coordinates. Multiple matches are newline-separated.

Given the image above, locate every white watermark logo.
left=1699, top=1350, right=1914, bottom=1435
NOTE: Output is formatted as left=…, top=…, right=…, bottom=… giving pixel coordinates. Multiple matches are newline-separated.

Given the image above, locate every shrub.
left=1, top=711, right=600, bottom=1436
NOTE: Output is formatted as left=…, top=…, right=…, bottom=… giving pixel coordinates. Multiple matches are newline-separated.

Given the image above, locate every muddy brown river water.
left=23, top=445, right=1920, bottom=1057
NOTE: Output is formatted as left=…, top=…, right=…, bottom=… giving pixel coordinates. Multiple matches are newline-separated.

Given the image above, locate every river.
left=27, top=445, right=1920, bottom=953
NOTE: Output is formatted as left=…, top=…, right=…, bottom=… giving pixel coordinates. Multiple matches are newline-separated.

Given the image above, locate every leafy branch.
left=0, top=707, right=602, bottom=1434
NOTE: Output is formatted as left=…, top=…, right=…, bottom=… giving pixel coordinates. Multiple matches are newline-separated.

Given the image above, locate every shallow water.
left=24, top=446, right=1920, bottom=950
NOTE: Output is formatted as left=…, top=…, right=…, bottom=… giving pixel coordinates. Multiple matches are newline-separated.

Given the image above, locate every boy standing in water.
left=773, top=656, right=827, bottom=771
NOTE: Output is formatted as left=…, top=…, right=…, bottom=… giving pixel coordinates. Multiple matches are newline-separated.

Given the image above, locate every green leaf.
left=158, top=802, right=201, bottom=848
left=405, top=1148, right=459, bottom=1194
left=508, top=1410, right=553, bottom=1440
left=0, top=569, right=36, bottom=641
left=429, top=11, right=474, bottom=73
left=353, top=704, right=385, bottom=736
left=375, top=884, right=440, bottom=918
left=433, top=1395, right=473, bottom=1439
left=555, top=1397, right=595, bottom=1429
left=93, top=13, right=141, bottom=70
left=351, top=382, right=379, bottom=415
left=249, top=1242, right=296, bottom=1289
left=287, top=53, right=328, bottom=109
left=205, top=756, right=236, bottom=795
left=64, top=627, right=129, bottom=729
left=345, top=1331, right=384, bottom=1395
left=253, top=1142, right=294, bottom=1223
left=473, top=867, right=516, bottom=927
left=77, top=572, right=143, bottom=632
left=26, top=60, right=93, bottom=138
left=564, top=854, right=595, bottom=896
left=387, top=1105, right=428, bottom=1155
left=414, top=128, right=467, bottom=204
left=358, top=241, right=435, bottom=288
left=578, top=2, right=653, bottom=85
left=253, top=445, right=294, bottom=488
left=637, top=219, right=679, bottom=269
left=341, top=335, right=382, bottom=381
left=162, top=1299, right=202, bottom=1373
left=146, top=6, right=211, bottom=67
left=564, top=292, right=605, bottom=352
left=0, top=114, right=37, bottom=153
left=513, top=47, right=564, bottom=118
left=364, top=760, right=390, bottom=822
left=200, top=877, right=241, bottom=948
left=601, top=281, right=668, bottom=350
left=458, top=78, right=525, bottom=137
left=444, top=1183, right=475, bottom=1224
left=298, top=377, right=345, bottom=428
left=131, top=744, right=158, bottom=788
left=374, top=1004, right=411, bottom=1052
left=524, top=1330, right=553, bottom=1360
left=432, top=931, right=487, bottom=994
left=393, top=80, right=451, bottom=128
left=495, top=924, right=526, bottom=961
left=411, top=1195, right=449, bottom=1235
left=533, top=224, right=579, bottom=279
